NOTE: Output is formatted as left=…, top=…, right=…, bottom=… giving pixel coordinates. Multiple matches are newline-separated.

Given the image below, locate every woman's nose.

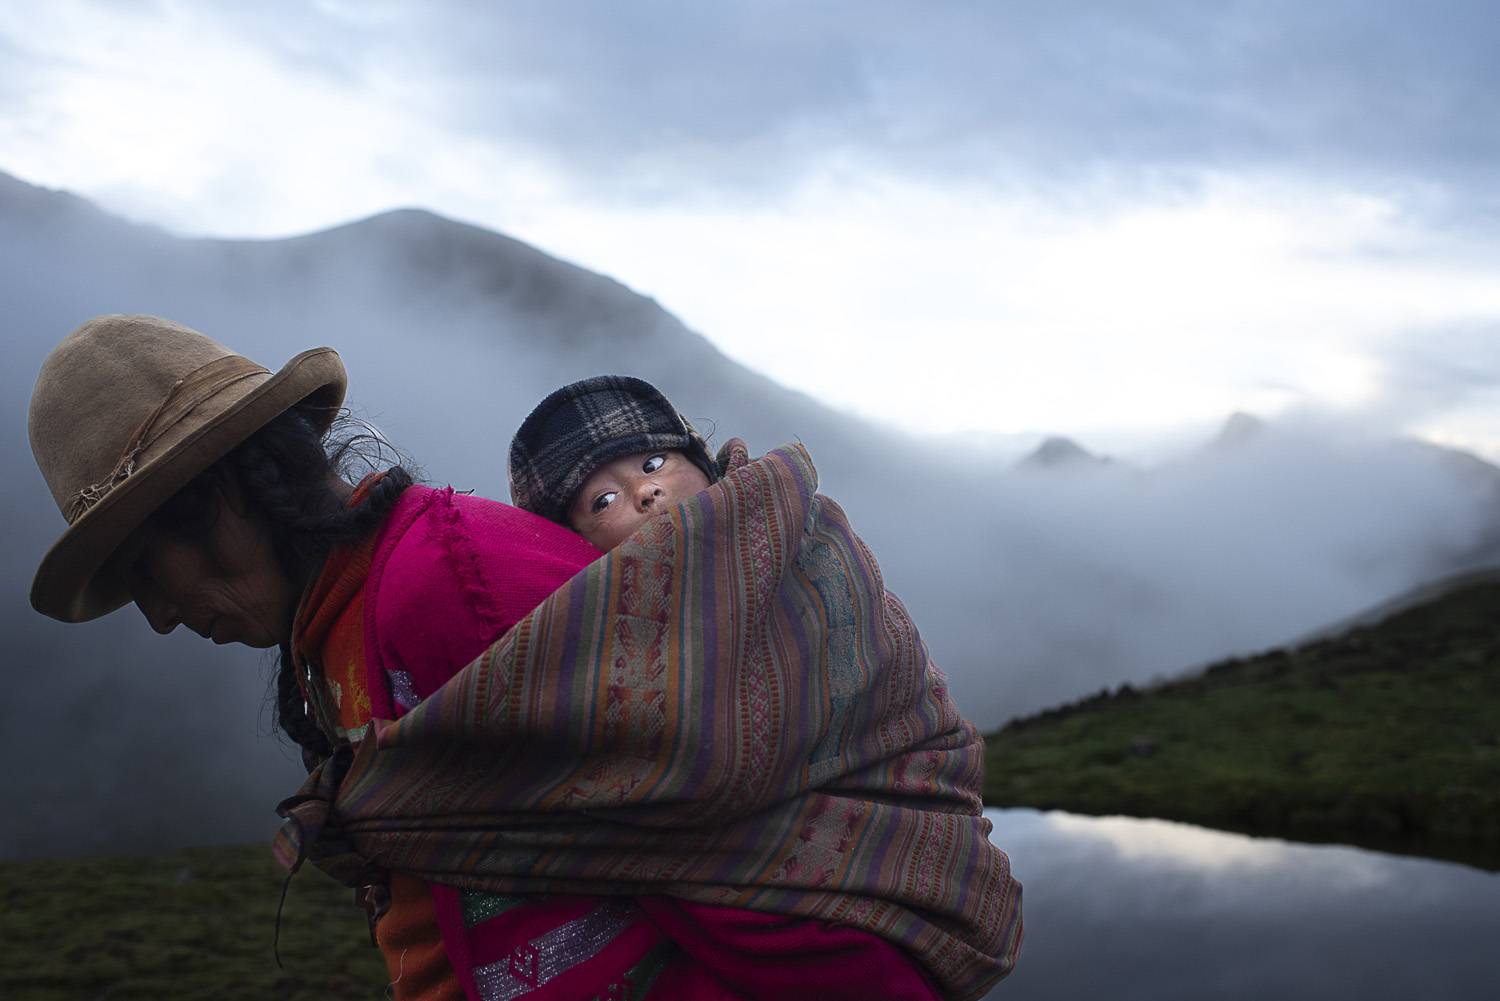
left=132, top=583, right=181, bottom=635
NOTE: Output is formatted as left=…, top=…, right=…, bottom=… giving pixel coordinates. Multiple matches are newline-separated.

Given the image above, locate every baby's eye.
left=591, top=490, right=619, bottom=514
left=642, top=454, right=666, bottom=473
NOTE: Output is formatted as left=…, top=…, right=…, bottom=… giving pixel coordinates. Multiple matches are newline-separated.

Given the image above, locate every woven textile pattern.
left=276, top=442, right=1022, bottom=1001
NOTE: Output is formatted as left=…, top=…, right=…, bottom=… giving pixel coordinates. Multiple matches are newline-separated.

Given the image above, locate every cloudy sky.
left=5, top=0, right=1500, bottom=457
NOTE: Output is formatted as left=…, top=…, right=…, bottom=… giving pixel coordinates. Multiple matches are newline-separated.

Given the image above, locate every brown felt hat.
left=28, top=314, right=347, bottom=622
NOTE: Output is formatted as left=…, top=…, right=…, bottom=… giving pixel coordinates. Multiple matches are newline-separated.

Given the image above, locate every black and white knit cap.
left=508, top=375, right=718, bottom=524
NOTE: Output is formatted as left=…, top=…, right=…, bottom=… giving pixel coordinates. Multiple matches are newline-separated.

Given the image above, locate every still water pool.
left=982, top=808, right=1500, bottom=1000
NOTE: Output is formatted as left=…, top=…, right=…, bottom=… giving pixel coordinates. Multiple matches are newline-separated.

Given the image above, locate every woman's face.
left=116, top=485, right=297, bottom=649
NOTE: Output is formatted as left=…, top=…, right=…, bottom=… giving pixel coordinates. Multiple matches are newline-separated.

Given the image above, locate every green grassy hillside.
left=982, top=579, right=1500, bottom=869
left=0, top=845, right=385, bottom=1000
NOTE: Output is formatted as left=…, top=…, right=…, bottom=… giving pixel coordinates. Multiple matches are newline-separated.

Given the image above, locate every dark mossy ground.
left=982, top=579, right=1500, bottom=870
left=0, top=844, right=386, bottom=1000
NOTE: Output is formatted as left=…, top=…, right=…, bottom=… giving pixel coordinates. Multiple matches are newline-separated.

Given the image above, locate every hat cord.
left=67, top=355, right=269, bottom=522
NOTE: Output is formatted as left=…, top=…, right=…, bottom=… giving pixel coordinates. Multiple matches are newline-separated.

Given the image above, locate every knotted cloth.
left=276, top=442, right=1022, bottom=1000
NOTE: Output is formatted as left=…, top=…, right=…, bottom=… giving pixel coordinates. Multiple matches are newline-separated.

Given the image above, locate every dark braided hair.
left=151, top=402, right=415, bottom=764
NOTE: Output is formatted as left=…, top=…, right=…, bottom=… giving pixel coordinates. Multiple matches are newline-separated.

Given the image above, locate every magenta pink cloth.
left=359, top=484, right=938, bottom=999
left=641, top=899, right=942, bottom=1001
left=361, top=484, right=602, bottom=717
left=431, top=895, right=937, bottom=1001
left=433, top=895, right=752, bottom=1001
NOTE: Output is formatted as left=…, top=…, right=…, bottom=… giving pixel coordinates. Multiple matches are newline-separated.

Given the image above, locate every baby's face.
left=568, top=449, right=711, bottom=552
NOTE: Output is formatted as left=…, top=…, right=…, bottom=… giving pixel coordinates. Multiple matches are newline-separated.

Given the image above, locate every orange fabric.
left=380, top=871, right=466, bottom=1001
left=294, top=534, right=375, bottom=743
left=293, top=495, right=465, bottom=999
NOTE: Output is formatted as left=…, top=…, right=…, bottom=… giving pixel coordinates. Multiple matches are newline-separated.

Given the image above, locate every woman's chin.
left=210, top=619, right=277, bottom=648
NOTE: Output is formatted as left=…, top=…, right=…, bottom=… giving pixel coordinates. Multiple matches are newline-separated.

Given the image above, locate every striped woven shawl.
left=275, top=442, right=1022, bottom=1000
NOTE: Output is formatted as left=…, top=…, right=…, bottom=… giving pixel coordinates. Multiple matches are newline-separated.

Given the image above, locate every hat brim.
left=30, top=347, right=347, bottom=622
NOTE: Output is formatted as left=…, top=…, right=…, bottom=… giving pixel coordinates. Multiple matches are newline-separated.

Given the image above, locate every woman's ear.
left=215, top=467, right=251, bottom=518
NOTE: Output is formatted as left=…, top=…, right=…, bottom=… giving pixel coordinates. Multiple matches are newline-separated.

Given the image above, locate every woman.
left=30, top=313, right=608, bottom=997
left=30, top=315, right=1021, bottom=1001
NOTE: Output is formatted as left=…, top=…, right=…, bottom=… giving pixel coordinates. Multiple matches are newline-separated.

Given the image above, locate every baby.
left=508, top=374, right=720, bottom=550
left=503, top=374, right=1019, bottom=998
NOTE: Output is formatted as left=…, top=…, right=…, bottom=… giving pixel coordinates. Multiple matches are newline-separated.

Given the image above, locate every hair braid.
left=276, top=645, right=334, bottom=765
left=201, top=405, right=417, bottom=764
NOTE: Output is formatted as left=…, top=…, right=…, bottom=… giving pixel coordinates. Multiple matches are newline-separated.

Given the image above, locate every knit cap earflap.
left=509, top=375, right=717, bottom=523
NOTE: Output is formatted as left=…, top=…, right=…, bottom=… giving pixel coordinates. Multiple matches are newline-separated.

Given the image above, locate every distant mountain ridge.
left=1017, top=436, right=1110, bottom=471
left=5, top=168, right=1500, bottom=858
left=1290, top=563, right=1500, bottom=647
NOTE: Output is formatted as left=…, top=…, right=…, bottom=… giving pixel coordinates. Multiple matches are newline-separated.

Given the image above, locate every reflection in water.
left=984, top=808, right=1500, bottom=1000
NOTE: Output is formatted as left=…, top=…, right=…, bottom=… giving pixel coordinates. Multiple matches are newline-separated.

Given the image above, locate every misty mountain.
left=1211, top=412, right=1268, bottom=450
left=4, top=170, right=1500, bottom=858
left=1016, top=436, right=1110, bottom=472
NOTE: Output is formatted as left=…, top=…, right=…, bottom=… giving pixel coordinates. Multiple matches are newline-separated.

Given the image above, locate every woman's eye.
left=591, top=490, right=618, bottom=513
left=643, top=455, right=666, bottom=473
left=112, top=535, right=146, bottom=577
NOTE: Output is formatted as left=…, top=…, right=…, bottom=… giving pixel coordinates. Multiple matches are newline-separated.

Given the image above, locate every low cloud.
left=863, top=416, right=1500, bottom=727
left=346, top=1, right=1500, bottom=211
left=7, top=1, right=1500, bottom=213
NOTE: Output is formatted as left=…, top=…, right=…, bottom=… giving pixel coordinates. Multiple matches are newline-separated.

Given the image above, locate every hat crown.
left=29, top=315, right=266, bottom=521
left=508, top=375, right=717, bottom=523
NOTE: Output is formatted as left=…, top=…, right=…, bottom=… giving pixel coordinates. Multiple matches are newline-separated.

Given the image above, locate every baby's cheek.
left=577, top=521, right=617, bottom=552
